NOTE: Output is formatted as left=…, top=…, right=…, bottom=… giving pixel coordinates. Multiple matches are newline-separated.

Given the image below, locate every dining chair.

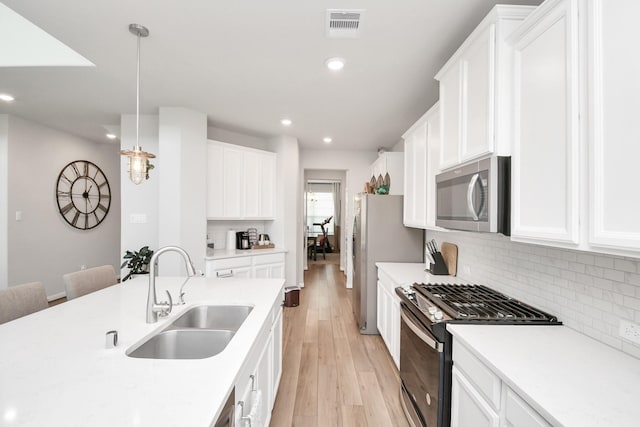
left=63, top=265, right=117, bottom=300
left=0, top=281, right=48, bottom=324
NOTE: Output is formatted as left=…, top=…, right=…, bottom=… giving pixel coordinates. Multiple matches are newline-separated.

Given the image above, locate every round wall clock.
left=55, top=160, right=111, bottom=230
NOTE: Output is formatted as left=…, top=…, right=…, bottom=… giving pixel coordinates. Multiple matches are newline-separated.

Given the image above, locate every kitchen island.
left=0, top=276, right=284, bottom=426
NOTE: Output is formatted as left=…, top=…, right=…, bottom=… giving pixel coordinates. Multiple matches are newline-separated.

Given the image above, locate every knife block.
left=429, top=252, right=450, bottom=275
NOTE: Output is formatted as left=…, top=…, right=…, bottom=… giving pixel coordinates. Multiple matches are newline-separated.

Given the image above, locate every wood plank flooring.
left=270, top=260, right=409, bottom=427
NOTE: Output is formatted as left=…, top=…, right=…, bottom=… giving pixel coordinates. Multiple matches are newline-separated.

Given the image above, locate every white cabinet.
left=207, top=140, right=276, bottom=220
left=451, top=367, right=499, bottom=427
left=205, top=252, right=285, bottom=279
left=403, top=102, right=440, bottom=229
left=376, top=269, right=401, bottom=369
left=451, top=339, right=551, bottom=427
left=370, top=152, right=404, bottom=195
left=435, top=6, right=534, bottom=170
left=586, top=0, right=640, bottom=253
left=510, top=0, right=581, bottom=247
left=235, top=294, right=283, bottom=427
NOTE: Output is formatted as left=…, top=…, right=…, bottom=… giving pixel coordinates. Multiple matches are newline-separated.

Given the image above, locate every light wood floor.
left=270, top=260, right=410, bottom=426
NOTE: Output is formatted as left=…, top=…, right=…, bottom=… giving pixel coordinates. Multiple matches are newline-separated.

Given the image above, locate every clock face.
left=56, top=160, right=111, bottom=230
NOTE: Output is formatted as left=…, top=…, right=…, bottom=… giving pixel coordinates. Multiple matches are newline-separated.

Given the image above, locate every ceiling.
left=0, top=0, right=541, bottom=151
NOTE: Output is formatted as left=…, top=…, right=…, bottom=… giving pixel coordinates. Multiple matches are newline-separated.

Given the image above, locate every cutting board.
left=441, top=242, right=458, bottom=276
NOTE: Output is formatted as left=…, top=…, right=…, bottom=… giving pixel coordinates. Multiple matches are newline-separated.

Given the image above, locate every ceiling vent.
left=326, top=9, right=365, bottom=39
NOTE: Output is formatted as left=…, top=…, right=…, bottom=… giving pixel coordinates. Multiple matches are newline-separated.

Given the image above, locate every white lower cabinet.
left=376, top=269, right=401, bottom=369
left=451, top=340, right=551, bottom=427
left=235, top=296, right=283, bottom=427
left=205, top=253, right=285, bottom=280
left=451, top=367, right=499, bottom=427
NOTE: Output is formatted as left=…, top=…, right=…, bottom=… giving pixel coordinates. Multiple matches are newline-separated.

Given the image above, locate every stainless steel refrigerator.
left=352, top=193, right=423, bottom=334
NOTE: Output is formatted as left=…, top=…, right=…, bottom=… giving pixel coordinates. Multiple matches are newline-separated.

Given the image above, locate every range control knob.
left=427, top=306, right=438, bottom=315
left=433, top=311, right=444, bottom=321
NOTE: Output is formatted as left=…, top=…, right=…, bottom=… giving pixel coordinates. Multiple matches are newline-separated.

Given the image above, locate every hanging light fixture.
left=120, top=23, right=155, bottom=185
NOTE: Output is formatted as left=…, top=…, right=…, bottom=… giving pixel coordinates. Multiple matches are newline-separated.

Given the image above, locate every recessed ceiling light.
left=325, top=57, right=345, bottom=71
left=0, top=94, right=15, bottom=102
left=281, top=118, right=292, bottom=126
left=323, top=137, right=333, bottom=143
left=106, top=133, right=117, bottom=140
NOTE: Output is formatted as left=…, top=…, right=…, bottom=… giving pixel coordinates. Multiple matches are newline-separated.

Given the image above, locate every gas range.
left=395, top=282, right=560, bottom=427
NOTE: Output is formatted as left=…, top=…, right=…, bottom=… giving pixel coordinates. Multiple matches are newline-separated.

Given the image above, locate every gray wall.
left=427, top=229, right=640, bottom=359
left=6, top=115, right=121, bottom=298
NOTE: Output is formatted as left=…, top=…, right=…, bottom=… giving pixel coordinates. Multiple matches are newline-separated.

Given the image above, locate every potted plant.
left=121, top=246, right=154, bottom=281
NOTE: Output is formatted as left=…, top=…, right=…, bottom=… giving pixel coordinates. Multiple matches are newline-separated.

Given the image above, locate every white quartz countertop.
left=375, top=262, right=462, bottom=285
left=447, top=324, right=640, bottom=427
left=0, top=276, right=284, bottom=427
left=205, top=247, right=287, bottom=260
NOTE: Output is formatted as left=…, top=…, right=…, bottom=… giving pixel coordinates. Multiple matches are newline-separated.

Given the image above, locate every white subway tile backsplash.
left=427, top=230, right=640, bottom=359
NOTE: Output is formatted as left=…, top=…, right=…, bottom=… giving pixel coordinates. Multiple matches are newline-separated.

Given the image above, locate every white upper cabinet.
left=207, top=140, right=276, bottom=220
left=403, top=102, right=440, bottom=229
left=510, top=0, right=580, bottom=247
left=587, top=0, right=640, bottom=253
left=436, top=5, right=535, bottom=171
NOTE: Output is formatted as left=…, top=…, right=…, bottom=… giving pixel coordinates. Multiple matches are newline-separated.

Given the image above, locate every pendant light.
left=120, top=23, right=155, bottom=185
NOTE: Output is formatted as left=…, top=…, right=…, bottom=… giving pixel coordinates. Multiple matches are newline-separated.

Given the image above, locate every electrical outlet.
left=80, top=265, right=86, bottom=270
left=619, top=319, right=640, bottom=345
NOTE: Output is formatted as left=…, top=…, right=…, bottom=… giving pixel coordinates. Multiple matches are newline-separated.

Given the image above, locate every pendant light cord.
left=135, top=32, right=141, bottom=151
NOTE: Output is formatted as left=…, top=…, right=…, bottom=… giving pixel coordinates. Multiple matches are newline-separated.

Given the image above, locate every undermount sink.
left=127, top=329, right=236, bottom=359
left=171, top=305, right=253, bottom=330
left=127, top=305, right=254, bottom=360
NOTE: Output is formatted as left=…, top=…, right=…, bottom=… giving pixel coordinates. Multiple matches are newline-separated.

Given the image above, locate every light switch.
left=129, top=213, right=147, bottom=224
left=15, top=211, right=22, bottom=221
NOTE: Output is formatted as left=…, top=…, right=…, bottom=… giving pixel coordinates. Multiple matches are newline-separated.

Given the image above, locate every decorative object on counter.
left=120, top=245, right=153, bottom=281
left=384, top=172, right=390, bottom=187
left=425, top=239, right=449, bottom=275
left=258, top=233, right=270, bottom=245
left=440, top=242, right=458, bottom=276
left=207, top=234, right=214, bottom=249
left=375, top=184, right=389, bottom=195
left=251, top=243, right=275, bottom=250
left=247, top=228, right=258, bottom=246
left=119, top=23, right=155, bottom=185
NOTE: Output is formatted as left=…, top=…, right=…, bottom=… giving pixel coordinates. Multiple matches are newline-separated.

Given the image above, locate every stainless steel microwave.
left=435, top=156, right=510, bottom=235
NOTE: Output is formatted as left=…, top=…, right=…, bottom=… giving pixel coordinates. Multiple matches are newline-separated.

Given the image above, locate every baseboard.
left=47, top=291, right=66, bottom=302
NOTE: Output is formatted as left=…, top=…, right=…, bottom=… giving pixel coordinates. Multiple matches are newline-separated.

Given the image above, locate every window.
left=306, top=192, right=334, bottom=236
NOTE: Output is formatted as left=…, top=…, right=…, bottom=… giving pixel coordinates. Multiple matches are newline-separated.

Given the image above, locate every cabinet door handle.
left=216, top=270, right=234, bottom=278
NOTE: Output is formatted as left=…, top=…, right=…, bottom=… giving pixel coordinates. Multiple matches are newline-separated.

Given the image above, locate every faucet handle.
left=158, top=290, right=173, bottom=317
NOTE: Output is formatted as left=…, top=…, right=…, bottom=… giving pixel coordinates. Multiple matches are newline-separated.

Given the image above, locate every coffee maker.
left=236, top=231, right=250, bottom=250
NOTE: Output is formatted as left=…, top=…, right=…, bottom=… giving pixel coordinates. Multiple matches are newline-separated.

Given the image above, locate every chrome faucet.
left=146, top=246, right=197, bottom=323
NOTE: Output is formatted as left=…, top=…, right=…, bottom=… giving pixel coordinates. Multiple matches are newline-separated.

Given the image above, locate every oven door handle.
left=401, top=310, right=443, bottom=352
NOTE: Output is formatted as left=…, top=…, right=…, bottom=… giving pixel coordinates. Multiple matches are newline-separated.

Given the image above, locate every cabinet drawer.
left=504, top=387, right=551, bottom=427
left=253, top=253, right=285, bottom=265
left=453, top=341, right=501, bottom=411
left=211, top=257, right=252, bottom=270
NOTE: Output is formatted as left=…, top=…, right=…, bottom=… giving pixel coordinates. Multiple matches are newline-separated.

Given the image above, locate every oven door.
left=399, top=304, right=444, bottom=427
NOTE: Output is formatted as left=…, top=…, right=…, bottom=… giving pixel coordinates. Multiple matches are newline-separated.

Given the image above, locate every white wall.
left=0, top=115, right=8, bottom=288
left=6, top=115, right=121, bottom=298
left=427, top=229, right=640, bottom=359
left=158, top=108, right=207, bottom=275
left=120, top=115, right=159, bottom=275
left=266, top=135, right=299, bottom=287
left=300, top=149, right=377, bottom=288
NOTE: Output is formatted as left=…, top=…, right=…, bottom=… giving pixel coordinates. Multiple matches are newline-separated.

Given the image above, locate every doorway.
left=304, top=170, right=346, bottom=270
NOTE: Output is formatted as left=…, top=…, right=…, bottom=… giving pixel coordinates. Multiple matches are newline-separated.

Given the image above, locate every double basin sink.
left=127, top=305, right=253, bottom=360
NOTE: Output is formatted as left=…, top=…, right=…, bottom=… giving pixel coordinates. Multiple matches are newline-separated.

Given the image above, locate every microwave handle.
left=467, top=173, right=481, bottom=220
